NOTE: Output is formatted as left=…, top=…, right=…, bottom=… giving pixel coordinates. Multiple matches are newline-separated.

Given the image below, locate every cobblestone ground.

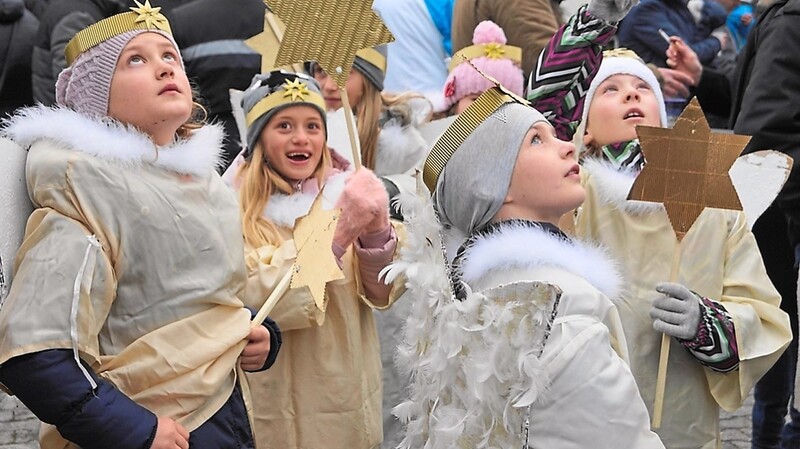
left=2, top=392, right=757, bottom=449
left=721, top=390, right=754, bottom=449
left=0, top=395, right=37, bottom=449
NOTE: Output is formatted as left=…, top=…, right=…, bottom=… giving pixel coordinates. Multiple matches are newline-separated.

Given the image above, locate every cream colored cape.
left=575, top=158, right=792, bottom=449
left=0, top=106, right=253, bottom=448
left=237, top=176, right=407, bottom=449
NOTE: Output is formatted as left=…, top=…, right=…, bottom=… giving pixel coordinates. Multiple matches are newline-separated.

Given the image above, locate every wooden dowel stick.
left=251, top=268, right=292, bottom=327
left=340, top=87, right=362, bottom=169
left=652, top=241, right=683, bottom=428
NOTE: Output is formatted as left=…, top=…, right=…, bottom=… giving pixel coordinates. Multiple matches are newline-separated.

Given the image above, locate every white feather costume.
left=386, top=185, right=664, bottom=449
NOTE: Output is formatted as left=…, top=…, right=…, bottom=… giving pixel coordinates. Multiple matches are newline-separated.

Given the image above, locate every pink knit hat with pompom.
left=442, top=21, right=524, bottom=111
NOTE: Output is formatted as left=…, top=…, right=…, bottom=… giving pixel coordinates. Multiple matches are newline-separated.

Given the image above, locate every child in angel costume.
left=390, top=84, right=665, bottom=448
left=0, top=2, right=281, bottom=449
left=228, top=69, right=406, bottom=449
left=527, top=4, right=792, bottom=447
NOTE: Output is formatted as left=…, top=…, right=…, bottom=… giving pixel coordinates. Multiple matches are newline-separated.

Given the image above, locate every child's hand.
left=240, top=325, right=271, bottom=371
left=151, top=417, right=189, bottom=449
left=332, top=168, right=390, bottom=251
left=657, top=68, right=693, bottom=98
left=650, top=282, right=702, bottom=341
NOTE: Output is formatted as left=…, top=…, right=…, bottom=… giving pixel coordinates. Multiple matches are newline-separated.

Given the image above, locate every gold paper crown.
left=423, top=85, right=527, bottom=191
left=602, top=47, right=646, bottom=63
left=356, top=47, right=387, bottom=73
left=245, top=78, right=326, bottom=127
left=448, top=43, right=522, bottom=72
left=64, top=0, right=172, bottom=65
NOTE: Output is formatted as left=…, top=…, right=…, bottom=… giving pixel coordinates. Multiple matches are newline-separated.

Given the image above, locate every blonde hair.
left=176, top=100, right=207, bottom=139
left=237, top=113, right=332, bottom=248
left=356, top=77, right=429, bottom=170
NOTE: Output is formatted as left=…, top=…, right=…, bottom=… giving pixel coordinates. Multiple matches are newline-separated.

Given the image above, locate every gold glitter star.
left=282, top=78, right=311, bottom=102
left=130, top=0, right=168, bottom=31
left=291, top=193, right=343, bottom=311
left=628, top=97, right=747, bottom=241
left=265, top=0, right=395, bottom=88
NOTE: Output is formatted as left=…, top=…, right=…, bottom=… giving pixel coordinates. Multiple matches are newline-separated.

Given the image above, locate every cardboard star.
left=291, top=192, right=344, bottom=311
left=628, top=97, right=749, bottom=241
left=245, top=11, right=286, bottom=73
left=265, top=0, right=394, bottom=88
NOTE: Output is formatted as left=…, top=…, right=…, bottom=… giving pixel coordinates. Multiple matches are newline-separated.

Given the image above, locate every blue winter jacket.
left=618, top=0, right=722, bottom=66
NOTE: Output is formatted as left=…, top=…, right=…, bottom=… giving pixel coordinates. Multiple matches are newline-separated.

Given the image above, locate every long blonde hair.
left=356, top=77, right=429, bottom=170
left=237, top=125, right=332, bottom=248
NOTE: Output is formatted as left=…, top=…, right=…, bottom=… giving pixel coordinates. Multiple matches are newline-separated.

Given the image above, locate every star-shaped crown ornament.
left=131, top=0, right=168, bottom=30
left=628, top=97, right=747, bottom=241
left=282, top=78, right=311, bottom=102
left=64, top=0, right=172, bottom=65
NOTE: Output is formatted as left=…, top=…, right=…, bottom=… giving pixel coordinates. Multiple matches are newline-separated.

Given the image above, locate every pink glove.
left=332, top=168, right=390, bottom=251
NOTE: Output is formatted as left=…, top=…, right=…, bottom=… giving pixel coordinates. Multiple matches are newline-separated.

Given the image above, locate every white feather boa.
left=384, top=184, right=559, bottom=449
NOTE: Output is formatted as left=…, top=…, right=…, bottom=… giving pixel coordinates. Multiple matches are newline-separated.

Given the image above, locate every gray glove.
left=649, top=282, right=702, bottom=341
left=587, top=0, right=640, bottom=23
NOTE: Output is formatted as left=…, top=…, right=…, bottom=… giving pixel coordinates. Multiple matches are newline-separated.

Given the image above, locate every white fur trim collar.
left=459, top=222, right=622, bottom=299
left=2, top=105, right=224, bottom=176
left=262, top=171, right=349, bottom=228
left=583, top=157, right=663, bottom=215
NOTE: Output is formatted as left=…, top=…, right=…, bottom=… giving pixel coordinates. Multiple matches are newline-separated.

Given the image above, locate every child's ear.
left=582, top=130, right=594, bottom=150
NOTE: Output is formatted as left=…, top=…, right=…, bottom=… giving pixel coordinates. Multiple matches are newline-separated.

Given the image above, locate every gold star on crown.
left=282, top=79, right=311, bottom=102
left=483, top=43, right=505, bottom=59
left=131, top=0, right=168, bottom=31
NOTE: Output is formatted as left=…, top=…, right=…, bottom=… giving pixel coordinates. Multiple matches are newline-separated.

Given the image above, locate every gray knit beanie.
left=55, top=29, right=181, bottom=117
left=242, top=70, right=327, bottom=159
left=352, top=44, right=387, bottom=91
left=433, top=103, right=547, bottom=235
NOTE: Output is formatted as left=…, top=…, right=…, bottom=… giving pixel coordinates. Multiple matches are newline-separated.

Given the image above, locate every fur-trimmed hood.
left=458, top=221, right=623, bottom=300
left=582, top=157, right=663, bottom=215
left=1, top=105, right=225, bottom=177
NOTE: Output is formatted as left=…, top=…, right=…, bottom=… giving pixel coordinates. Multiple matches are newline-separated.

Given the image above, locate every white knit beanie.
left=581, top=50, right=668, bottom=128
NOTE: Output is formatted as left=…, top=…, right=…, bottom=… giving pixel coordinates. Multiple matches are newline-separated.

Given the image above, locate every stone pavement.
left=1, top=392, right=758, bottom=449
left=721, top=390, right=754, bottom=449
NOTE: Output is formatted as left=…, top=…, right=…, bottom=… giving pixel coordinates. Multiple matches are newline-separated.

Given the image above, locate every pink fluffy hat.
left=441, top=20, right=524, bottom=111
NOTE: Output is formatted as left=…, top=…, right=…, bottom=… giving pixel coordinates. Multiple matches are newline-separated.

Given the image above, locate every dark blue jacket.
left=0, top=317, right=281, bottom=449
left=618, top=0, right=722, bottom=66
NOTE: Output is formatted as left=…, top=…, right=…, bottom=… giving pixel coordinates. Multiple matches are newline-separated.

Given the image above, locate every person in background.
left=373, top=0, right=452, bottom=110
left=440, top=20, right=524, bottom=116
left=729, top=0, right=800, bottom=445
left=0, top=0, right=38, bottom=117
left=451, top=0, right=561, bottom=79
left=169, top=0, right=265, bottom=171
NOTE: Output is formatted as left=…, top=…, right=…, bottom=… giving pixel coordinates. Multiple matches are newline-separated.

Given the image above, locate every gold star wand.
left=627, top=97, right=748, bottom=427
left=251, top=192, right=344, bottom=325
left=264, top=0, right=395, bottom=169
left=244, top=5, right=305, bottom=74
